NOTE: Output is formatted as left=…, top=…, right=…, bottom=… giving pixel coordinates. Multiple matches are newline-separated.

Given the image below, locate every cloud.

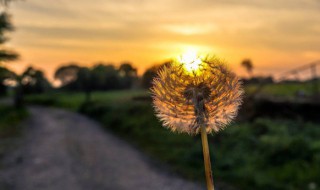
left=7, top=0, right=320, bottom=79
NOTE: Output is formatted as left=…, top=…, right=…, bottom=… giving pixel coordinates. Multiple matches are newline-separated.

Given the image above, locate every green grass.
left=0, top=105, right=28, bottom=173
left=26, top=90, right=320, bottom=190
left=25, top=90, right=148, bottom=111
left=0, top=105, right=28, bottom=138
left=79, top=100, right=320, bottom=190
left=26, top=81, right=318, bottom=110
left=246, top=81, right=319, bottom=98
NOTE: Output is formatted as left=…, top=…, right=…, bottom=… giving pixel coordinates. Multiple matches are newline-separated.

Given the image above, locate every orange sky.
left=3, top=0, right=320, bottom=81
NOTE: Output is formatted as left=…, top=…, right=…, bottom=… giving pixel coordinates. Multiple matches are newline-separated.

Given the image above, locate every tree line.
left=53, top=62, right=139, bottom=102
left=0, top=3, right=274, bottom=108
left=0, top=50, right=275, bottom=107
left=0, top=5, right=165, bottom=106
left=0, top=59, right=170, bottom=106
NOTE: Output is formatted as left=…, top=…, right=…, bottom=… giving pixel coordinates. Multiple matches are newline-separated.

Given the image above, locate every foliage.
left=0, top=104, right=27, bottom=188
left=91, top=64, right=120, bottom=90
left=141, top=62, right=170, bottom=89
left=55, top=62, right=138, bottom=94
left=241, top=59, right=253, bottom=76
left=25, top=90, right=148, bottom=111
left=54, top=64, right=81, bottom=87
left=245, top=81, right=320, bottom=99
left=1, top=66, right=52, bottom=108
left=118, top=62, right=137, bottom=89
left=0, top=12, right=17, bottom=96
left=241, top=76, right=274, bottom=86
left=0, top=11, right=20, bottom=106
left=0, top=66, right=14, bottom=96
left=26, top=90, right=320, bottom=190
left=21, top=66, right=52, bottom=94
left=78, top=99, right=320, bottom=190
left=0, top=12, right=18, bottom=62
left=0, top=105, right=27, bottom=138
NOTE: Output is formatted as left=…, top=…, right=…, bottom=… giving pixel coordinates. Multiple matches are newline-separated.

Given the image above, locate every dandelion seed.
left=151, top=54, right=243, bottom=135
left=151, top=52, right=243, bottom=190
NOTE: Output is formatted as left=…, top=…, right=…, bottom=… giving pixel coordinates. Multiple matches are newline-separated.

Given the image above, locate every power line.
left=277, top=60, right=320, bottom=81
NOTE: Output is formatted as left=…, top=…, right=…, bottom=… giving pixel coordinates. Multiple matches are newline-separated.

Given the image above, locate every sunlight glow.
left=179, top=50, right=203, bottom=73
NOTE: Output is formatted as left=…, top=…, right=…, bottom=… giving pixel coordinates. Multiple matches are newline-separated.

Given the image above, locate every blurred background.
left=0, top=0, right=319, bottom=190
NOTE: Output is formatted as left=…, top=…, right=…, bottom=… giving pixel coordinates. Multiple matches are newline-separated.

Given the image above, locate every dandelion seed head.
left=151, top=54, right=243, bottom=134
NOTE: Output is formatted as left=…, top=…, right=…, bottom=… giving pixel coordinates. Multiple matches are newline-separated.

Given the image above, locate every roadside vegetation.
left=1, top=1, right=319, bottom=189
left=0, top=105, right=28, bottom=170
left=25, top=90, right=320, bottom=190
left=0, top=105, right=27, bottom=138
left=246, top=81, right=320, bottom=99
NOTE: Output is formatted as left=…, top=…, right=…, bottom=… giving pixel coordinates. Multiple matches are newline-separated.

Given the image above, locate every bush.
left=0, top=105, right=28, bottom=138
left=81, top=101, right=320, bottom=190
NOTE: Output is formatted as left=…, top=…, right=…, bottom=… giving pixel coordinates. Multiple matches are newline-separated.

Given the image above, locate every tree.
left=57, top=64, right=120, bottom=102
left=0, top=13, right=18, bottom=63
left=241, top=59, right=254, bottom=77
left=0, top=65, right=14, bottom=96
left=141, top=62, right=170, bottom=89
left=54, top=64, right=92, bottom=102
left=76, top=67, right=92, bottom=102
left=0, top=0, right=23, bottom=107
left=54, top=64, right=80, bottom=88
left=7, top=67, right=51, bottom=107
left=103, top=65, right=120, bottom=90
left=0, top=12, right=20, bottom=107
left=21, top=66, right=51, bottom=94
left=119, top=62, right=137, bottom=77
left=91, top=63, right=120, bottom=90
left=118, top=62, right=137, bottom=89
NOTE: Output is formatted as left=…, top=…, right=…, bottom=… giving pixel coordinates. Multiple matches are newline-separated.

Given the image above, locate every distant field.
left=26, top=82, right=319, bottom=109
left=245, top=81, right=319, bottom=98
left=25, top=90, right=148, bottom=111
left=25, top=89, right=320, bottom=190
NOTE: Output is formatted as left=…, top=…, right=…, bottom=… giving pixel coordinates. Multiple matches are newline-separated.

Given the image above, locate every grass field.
left=246, top=81, right=320, bottom=99
left=25, top=81, right=320, bottom=108
left=0, top=105, right=28, bottom=170
left=25, top=90, right=148, bottom=111
left=0, top=105, right=28, bottom=138
left=25, top=89, right=320, bottom=190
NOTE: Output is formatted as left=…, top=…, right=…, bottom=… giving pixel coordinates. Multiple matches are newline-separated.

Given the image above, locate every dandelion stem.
left=200, top=124, right=214, bottom=190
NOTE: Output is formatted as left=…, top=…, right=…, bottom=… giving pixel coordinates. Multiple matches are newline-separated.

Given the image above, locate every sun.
left=179, top=50, right=202, bottom=73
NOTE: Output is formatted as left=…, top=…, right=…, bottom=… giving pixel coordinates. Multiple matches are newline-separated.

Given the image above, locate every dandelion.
left=151, top=52, right=243, bottom=190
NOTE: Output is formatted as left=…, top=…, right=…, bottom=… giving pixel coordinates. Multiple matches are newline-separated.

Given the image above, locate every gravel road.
left=0, top=106, right=203, bottom=190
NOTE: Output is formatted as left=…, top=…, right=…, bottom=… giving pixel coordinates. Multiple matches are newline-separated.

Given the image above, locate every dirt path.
left=0, top=106, right=203, bottom=190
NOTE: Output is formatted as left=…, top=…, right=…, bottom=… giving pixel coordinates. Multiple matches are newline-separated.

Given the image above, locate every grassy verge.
left=0, top=105, right=28, bottom=170
left=0, top=105, right=28, bottom=138
left=26, top=90, right=320, bottom=190
left=245, top=81, right=319, bottom=98
left=80, top=100, right=320, bottom=190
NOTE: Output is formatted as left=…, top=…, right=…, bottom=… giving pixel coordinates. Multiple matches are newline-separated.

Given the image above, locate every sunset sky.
left=4, top=0, right=320, bottom=81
